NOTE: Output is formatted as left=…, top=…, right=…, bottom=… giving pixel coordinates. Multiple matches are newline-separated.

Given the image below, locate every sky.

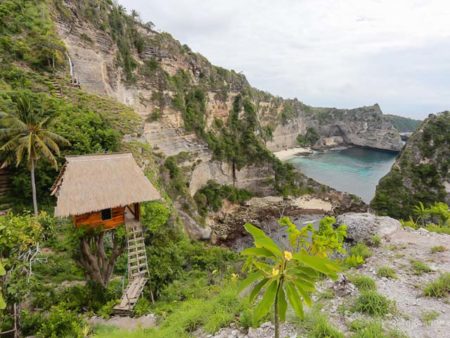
left=119, top=0, right=450, bottom=119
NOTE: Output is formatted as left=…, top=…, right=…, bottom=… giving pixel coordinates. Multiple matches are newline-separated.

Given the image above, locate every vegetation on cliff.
left=384, top=114, right=421, bottom=133
left=372, top=112, right=450, bottom=219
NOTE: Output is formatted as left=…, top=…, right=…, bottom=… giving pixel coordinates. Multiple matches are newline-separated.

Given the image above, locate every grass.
left=420, top=310, right=440, bottom=325
left=376, top=266, right=397, bottom=279
left=302, top=311, right=344, bottom=338
left=353, top=291, right=393, bottom=317
left=350, top=320, right=407, bottom=338
left=425, top=224, right=450, bottom=235
left=369, top=235, right=381, bottom=247
left=423, top=273, right=450, bottom=298
left=431, top=245, right=447, bottom=254
left=93, top=283, right=246, bottom=338
left=410, top=259, right=432, bottom=275
left=317, top=289, right=335, bottom=300
left=350, top=243, right=373, bottom=260
left=348, top=274, right=376, bottom=291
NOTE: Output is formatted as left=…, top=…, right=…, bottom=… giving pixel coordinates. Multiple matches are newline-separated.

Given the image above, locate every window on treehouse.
left=101, top=208, right=112, bottom=220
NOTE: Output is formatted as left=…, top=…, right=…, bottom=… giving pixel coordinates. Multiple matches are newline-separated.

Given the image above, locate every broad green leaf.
left=249, top=278, right=269, bottom=303
left=244, top=223, right=282, bottom=257
left=238, top=271, right=264, bottom=293
left=294, top=282, right=313, bottom=306
left=291, top=275, right=315, bottom=292
left=241, top=247, right=276, bottom=259
left=285, top=281, right=304, bottom=319
left=254, top=279, right=278, bottom=320
left=292, top=251, right=340, bottom=278
left=253, top=261, right=273, bottom=275
left=277, top=284, right=287, bottom=322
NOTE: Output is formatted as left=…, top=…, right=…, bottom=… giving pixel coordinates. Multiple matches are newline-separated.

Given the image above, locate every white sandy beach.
left=273, top=147, right=312, bottom=161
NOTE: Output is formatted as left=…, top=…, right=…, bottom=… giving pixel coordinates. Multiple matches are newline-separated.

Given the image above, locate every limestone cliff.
left=267, top=104, right=403, bottom=152
left=53, top=0, right=402, bottom=196
left=371, top=112, right=450, bottom=219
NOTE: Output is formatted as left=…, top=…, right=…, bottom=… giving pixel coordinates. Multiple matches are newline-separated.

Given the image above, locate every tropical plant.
left=239, top=217, right=346, bottom=338
left=413, top=202, right=428, bottom=226
left=0, top=94, right=69, bottom=215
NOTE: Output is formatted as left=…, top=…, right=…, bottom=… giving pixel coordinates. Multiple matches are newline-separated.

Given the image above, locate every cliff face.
left=371, top=112, right=450, bottom=219
left=54, top=1, right=401, bottom=163
left=267, top=104, right=403, bottom=152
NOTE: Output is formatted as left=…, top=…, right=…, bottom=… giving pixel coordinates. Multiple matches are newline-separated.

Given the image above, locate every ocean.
left=288, top=147, right=398, bottom=203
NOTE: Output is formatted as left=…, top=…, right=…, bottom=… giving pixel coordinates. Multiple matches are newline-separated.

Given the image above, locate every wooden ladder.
left=113, top=220, right=149, bottom=315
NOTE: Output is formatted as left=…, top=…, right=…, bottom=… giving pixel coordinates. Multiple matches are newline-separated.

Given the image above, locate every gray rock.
left=178, top=210, right=212, bottom=240
left=336, top=212, right=400, bottom=242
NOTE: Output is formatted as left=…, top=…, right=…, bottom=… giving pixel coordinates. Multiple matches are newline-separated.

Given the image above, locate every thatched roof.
left=52, top=153, right=161, bottom=217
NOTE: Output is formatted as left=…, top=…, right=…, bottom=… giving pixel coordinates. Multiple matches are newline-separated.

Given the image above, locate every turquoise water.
left=288, top=147, right=398, bottom=203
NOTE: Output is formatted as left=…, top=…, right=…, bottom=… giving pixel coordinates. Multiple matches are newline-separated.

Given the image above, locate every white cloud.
left=120, top=0, right=450, bottom=118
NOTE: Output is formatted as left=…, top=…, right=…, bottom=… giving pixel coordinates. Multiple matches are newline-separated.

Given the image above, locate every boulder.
left=336, top=212, right=400, bottom=242
left=178, top=210, right=212, bottom=241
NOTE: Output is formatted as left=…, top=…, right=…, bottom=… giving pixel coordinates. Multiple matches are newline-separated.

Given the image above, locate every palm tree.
left=0, top=94, right=69, bottom=215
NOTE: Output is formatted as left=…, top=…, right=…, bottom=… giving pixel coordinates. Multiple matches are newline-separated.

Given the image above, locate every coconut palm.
left=0, top=94, right=69, bottom=215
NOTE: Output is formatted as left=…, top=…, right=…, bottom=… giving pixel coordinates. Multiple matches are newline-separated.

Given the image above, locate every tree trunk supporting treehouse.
left=78, top=230, right=125, bottom=288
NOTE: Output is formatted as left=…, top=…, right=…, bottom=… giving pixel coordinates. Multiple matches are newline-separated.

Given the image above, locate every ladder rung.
left=128, top=249, right=146, bottom=255
left=130, top=263, right=148, bottom=270
left=128, top=243, right=145, bottom=250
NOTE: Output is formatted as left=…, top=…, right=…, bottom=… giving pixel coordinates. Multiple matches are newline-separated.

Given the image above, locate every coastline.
left=273, top=147, right=312, bottom=161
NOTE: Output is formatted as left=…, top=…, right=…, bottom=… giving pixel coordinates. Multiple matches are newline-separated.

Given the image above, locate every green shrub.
left=349, top=243, right=372, bottom=261
left=353, top=291, right=392, bottom=316
left=431, top=245, right=447, bottom=253
left=194, top=180, right=252, bottom=216
left=134, top=297, right=152, bottom=316
left=97, top=300, right=118, bottom=319
left=344, top=255, right=364, bottom=268
left=410, top=260, right=432, bottom=275
left=37, top=304, right=87, bottom=338
left=348, top=274, right=376, bottom=291
left=297, top=127, right=320, bottom=147
left=376, top=266, right=397, bottom=279
left=423, top=273, right=450, bottom=298
left=20, top=310, right=45, bottom=337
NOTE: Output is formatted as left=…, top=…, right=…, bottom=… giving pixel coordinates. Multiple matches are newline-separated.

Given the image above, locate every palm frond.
left=42, top=130, right=70, bottom=146
left=36, top=136, right=58, bottom=168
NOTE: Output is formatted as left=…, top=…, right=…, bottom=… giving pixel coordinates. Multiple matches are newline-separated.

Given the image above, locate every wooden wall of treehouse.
left=74, top=206, right=125, bottom=230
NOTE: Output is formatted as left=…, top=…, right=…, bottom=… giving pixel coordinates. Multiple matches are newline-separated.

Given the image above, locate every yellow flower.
left=271, top=268, right=280, bottom=277
left=284, top=251, right=293, bottom=261
left=231, top=273, right=238, bottom=281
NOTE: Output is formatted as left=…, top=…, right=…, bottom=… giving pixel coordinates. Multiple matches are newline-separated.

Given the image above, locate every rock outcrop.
left=267, top=104, right=403, bottom=152
left=336, top=212, right=401, bottom=242
left=371, top=111, right=450, bottom=219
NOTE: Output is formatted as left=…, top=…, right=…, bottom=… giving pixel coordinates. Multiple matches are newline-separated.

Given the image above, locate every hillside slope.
left=371, top=112, right=450, bottom=219
left=385, top=114, right=421, bottom=133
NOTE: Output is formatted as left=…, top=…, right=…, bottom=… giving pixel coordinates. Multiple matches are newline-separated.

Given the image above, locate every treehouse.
left=51, top=153, right=160, bottom=230
left=51, top=153, right=161, bottom=315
